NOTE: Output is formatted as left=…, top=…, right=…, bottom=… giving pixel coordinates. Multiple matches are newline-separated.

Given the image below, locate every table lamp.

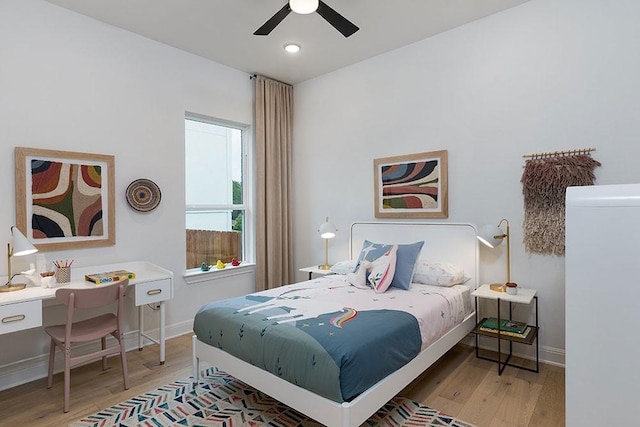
left=477, top=219, right=514, bottom=292
left=3, top=226, right=38, bottom=292
left=318, top=217, right=337, bottom=270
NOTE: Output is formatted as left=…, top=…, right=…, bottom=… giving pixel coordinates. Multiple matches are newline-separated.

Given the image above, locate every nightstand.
left=471, top=284, right=539, bottom=375
left=299, top=266, right=334, bottom=280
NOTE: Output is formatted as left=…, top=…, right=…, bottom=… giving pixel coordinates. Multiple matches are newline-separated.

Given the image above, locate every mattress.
left=193, top=276, right=472, bottom=402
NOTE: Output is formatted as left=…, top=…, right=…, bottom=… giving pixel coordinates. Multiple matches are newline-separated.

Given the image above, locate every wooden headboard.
left=349, top=221, right=479, bottom=290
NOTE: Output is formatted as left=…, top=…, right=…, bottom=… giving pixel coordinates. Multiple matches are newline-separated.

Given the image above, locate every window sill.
left=183, top=262, right=256, bottom=285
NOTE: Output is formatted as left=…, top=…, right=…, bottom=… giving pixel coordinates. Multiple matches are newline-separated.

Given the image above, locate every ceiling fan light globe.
left=290, top=0, right=319, bottom=14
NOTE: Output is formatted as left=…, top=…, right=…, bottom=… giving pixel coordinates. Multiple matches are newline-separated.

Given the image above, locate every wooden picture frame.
left=15, top=147, right=115, bottom=250
left=374, top=150, right=448, bottom=219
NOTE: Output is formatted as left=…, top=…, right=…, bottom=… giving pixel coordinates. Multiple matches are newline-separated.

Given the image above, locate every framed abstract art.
left=15, top=147, right=115, bottom=250
left=374, top=150, right=448, bottom=219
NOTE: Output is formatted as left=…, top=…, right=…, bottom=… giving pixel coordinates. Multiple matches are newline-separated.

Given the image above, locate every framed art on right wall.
left=374, top=150, right=448, bottom=219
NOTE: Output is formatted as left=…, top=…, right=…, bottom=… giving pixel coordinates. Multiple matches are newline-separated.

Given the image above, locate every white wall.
left=4, top=0, right=639, bottom=384
left=292, top=0, right=640, bottom=366
left=0, top=0, right=254, bottom=385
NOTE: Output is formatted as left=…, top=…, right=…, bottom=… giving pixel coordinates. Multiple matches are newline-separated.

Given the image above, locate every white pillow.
left=413, top=261, right=469, bottom=287
left=330, top=260, right=357, bottom=275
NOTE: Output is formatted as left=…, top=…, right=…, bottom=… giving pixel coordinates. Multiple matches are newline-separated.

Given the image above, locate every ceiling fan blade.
left=316, top=1, right=359, bottom=38
left=254, top=4, right=292, bottom=36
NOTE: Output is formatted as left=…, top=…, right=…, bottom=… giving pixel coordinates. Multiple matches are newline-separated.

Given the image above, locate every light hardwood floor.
left=0, top=334, right=564, bottom=426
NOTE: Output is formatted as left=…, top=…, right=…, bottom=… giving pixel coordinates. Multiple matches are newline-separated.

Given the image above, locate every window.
left=185, top=115, right=251, bottom=270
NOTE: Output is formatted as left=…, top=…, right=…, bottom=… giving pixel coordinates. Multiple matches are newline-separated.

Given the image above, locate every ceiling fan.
left=254, top=0, right=359, bottom=38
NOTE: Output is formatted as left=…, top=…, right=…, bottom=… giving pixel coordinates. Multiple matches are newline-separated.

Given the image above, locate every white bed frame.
left=193, top=221, right=478, bottom=427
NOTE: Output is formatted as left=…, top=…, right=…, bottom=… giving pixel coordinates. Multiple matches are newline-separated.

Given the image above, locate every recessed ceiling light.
left=284, top=43, right=301, bottom=54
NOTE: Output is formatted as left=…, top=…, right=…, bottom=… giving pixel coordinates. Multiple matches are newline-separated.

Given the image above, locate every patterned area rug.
left=71, top=368, right=475, bottom=427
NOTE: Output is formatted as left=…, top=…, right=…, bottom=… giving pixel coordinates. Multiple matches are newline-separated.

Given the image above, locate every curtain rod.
left=522, top=148, right=596, bottom=160
left=249, top=73, right=292, bottom=87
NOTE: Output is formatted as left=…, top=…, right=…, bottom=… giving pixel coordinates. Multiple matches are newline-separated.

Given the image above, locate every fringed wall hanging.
left=521, top=148, right=601, bottom=256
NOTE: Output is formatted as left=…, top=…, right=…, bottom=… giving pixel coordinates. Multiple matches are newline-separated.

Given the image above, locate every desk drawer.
left=0, top=300, right=42, bottom=334
left=135, top=278, right=171, bottom=305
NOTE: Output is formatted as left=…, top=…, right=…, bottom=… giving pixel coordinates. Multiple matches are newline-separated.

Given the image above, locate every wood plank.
left=527, top=366, right=565, bottom=427
left=455, top=369, right=506, bottom=426
left=400, top=341, right=472, bottom=402
left=489, top=376, right=543, bottom=427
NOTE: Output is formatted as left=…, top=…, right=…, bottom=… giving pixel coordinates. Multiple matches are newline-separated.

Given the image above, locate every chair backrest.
left=55, top=280, right=129, bottom=341
left=55, top=279, right=129, bottom=310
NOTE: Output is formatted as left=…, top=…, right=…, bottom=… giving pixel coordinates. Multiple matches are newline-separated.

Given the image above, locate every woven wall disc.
left=126, top=179, right=161, bottom=212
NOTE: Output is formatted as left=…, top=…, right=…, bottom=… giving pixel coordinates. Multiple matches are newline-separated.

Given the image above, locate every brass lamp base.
left=489, top=283, right=506, bottom=292
left=318, top=264, right=331, bottom=270
left=489, top=282, right=518, bottom=293
left=0, top=282, right=27, bottom=292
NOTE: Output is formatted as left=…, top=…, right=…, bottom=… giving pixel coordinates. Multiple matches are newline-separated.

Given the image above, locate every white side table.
left=299, top=266, right=334, bottom=280
left=471, top=284, right=539, bottom=375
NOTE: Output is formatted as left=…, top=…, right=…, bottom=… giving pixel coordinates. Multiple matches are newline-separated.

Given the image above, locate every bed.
left=192, top=221, right=478, bottom=427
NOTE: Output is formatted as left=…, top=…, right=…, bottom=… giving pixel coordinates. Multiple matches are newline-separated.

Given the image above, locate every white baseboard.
left=0, top=320, right=194, bottom=392
left=538, top=345, right=565, bottom=367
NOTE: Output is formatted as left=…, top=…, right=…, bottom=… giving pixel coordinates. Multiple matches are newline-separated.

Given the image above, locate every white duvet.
left=255, top=275, right=473, bottom=350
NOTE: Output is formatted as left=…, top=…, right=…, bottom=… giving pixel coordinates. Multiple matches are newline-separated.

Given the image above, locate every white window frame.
left=183, top=112, right=255, bottom=282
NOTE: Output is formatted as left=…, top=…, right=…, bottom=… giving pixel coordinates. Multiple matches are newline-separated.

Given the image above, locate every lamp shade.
left=11, top=226, right=37, bottom=256
left=318, top=220, right=337, bottom=239
left=318, top=217, right=336, bottom=270
left=290, top=0, right=319, bottom=14
left=477, top=224, right=505, bottom=249
left=477, top=219, right=513, bottom=286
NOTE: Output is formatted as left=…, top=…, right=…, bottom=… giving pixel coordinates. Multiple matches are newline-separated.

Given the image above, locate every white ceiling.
left=46, top=0, right=528, bottom=85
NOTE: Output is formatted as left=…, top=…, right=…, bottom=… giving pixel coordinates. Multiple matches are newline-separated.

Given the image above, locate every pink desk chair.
left=45, top=279, right=130, bottom=412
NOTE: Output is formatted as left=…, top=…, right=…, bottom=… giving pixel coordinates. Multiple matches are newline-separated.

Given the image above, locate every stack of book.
left=85, top=270, right=136, bottom=284
left=479, top=317, right=531, bottom=338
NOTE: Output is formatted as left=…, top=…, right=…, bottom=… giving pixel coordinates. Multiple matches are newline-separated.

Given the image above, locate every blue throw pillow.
left=353, top=240, right=424, bottom=290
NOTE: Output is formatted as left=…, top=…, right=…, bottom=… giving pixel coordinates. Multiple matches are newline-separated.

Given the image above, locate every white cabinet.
left=566, top=184, right=640, bottom=426
left=134, top=278, right=172, bottom=305
left=0, top=300, right=42, bottom=335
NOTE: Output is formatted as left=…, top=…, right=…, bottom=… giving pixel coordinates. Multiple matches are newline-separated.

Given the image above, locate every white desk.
left=0, top=261, right=173, bottom=364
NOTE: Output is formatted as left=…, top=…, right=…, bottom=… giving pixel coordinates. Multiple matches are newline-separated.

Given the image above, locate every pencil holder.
left=56, top=267, right=71, bottom=284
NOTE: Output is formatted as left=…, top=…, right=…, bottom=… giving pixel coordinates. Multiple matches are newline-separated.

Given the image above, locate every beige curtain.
left=254, top=75, right=294, bottom=290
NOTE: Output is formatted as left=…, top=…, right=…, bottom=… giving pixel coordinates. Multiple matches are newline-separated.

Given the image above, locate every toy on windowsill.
left=200, top=262, right=211, bottom=272
left=231, top=258, right=240, bottom=266
left=216, top=260, right=226, bottom=269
